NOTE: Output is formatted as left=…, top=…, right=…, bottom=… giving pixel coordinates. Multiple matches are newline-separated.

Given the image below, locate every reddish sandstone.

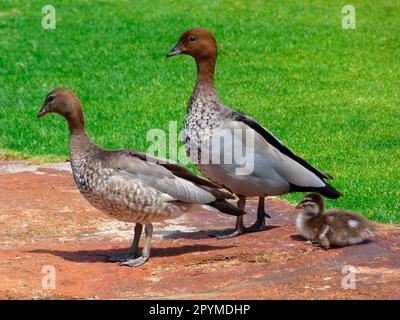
left=0, top=160, right=399, bottom=299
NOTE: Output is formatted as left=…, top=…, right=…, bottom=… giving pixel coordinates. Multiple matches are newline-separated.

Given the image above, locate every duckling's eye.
left=46, top=95, right=55, bottom=103
left=188, top=35, right=196, bottom=42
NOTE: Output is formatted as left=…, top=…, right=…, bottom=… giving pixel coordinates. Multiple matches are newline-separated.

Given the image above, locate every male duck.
left=167, top=28, right=342, bottom=238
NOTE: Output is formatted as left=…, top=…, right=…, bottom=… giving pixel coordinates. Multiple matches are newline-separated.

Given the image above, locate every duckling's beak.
left=295, top=204, right=303, bottom=209
left=37, top=105, right=49, bottom=118
left=166, top=44, right=182, bottom=58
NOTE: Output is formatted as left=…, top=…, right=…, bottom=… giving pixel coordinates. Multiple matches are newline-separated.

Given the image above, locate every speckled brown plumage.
left=37, top=87, right=245, bottom=267
left=69, top=142, right=200, bottom=224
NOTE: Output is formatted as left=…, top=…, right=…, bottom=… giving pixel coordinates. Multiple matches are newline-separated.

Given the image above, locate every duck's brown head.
left=37, top=88, right=85, bottom=132
left=166, top=27, right=217, bottom=62
left=296, top=193, right=324, bottom=216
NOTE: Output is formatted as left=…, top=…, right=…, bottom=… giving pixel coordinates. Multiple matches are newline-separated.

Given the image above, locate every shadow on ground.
left=28, top=244, right=237, bottom=263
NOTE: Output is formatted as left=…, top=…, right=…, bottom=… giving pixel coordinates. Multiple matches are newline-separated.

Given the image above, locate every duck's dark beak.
left=37, top=105, right=49, bottom=118
left=166, top=44, right=182, bottom=58
left=295, top=204, right=303, bottom=209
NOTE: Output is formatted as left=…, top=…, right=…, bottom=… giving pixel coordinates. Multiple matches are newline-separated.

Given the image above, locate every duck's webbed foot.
left=243, top=196, right=270, bottom=233
left=244, top=218, right=268, bottom=233
left=105, top=223, right=150, bottom=266
left=120, top=223, right=153, bottom=268
left=119, top=255, right=150, bottom=267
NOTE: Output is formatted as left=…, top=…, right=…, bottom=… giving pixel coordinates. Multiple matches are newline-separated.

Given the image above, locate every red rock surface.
left=0, top=160, right=399, bottom=299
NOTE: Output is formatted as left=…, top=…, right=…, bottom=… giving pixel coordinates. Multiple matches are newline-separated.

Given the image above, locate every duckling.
left=295, top=193, right=375, bottom=249
left=166, top=28, right=342, bottom=238
left=37, top=88, right=247, bottom=267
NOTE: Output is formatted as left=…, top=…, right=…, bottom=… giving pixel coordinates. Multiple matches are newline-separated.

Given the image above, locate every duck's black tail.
left=207, top=199, right=247, bottom=216
left=290, top=182, right=342, bottom=199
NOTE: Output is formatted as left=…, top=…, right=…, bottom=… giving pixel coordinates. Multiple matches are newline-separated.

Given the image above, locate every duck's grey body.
left=184, top=84, right=329, bottom=198
left=167, top=27, right=341, bottom=237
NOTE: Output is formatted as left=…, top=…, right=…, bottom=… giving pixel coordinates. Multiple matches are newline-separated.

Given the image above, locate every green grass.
left=0, top=0, right=399, bottom=223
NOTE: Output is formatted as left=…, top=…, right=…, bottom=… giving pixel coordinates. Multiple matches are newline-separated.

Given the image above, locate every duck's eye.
left=188, top=35, right=196, bottom=42
left=46, top=95, right=55, bottom=103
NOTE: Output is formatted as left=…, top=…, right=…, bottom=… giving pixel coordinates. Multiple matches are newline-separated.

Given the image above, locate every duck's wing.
left=232, top=109, right=332, bottom=180
left=224, top=109, right=341, bottom=199
left=98, top=149, right=218, bottom=204
left=97, top=149, right=245, bottom=216
left=126, top=150, right=233, bottom=196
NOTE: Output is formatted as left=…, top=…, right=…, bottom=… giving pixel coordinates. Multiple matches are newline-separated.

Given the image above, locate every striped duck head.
left=37, top=88, right=85, bottom=132
left=166, top=27, right=217, bottom=62
left=296, top=193, right=324, bottom=216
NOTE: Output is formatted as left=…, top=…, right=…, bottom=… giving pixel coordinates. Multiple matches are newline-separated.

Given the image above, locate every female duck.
left=37, top=88, right=246, bottom=267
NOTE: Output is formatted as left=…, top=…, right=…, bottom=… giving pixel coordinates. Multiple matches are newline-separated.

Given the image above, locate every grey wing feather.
left=231, top=109, right=333, bottom=180
left=98, top=150, right=216, bottom=204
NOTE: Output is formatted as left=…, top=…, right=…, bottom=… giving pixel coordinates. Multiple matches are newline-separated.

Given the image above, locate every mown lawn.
left=0, top=0, right=399, bottom=223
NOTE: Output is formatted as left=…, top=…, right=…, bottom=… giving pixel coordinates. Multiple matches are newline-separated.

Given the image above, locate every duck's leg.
left=128, top=223, right=143, bottom=257
left=120, top=223, right=153, bottom=267
left=217, top=196, right=246, bottom=239
left=105, top=223, right=143, bottom=262
left=244, top=196, right=271, bottom=233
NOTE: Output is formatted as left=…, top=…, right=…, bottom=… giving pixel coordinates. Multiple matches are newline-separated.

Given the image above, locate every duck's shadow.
left=161, top=225, right=281, bottom=239
left=29, top=243, right=236, bottom=263
left=158, top=229, right=217, bottom=240
left=28, top=226, right=283, bottom=263
left=158, top=225, right=280, bottom=240
left=290, top=234, right=305, bottom=242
